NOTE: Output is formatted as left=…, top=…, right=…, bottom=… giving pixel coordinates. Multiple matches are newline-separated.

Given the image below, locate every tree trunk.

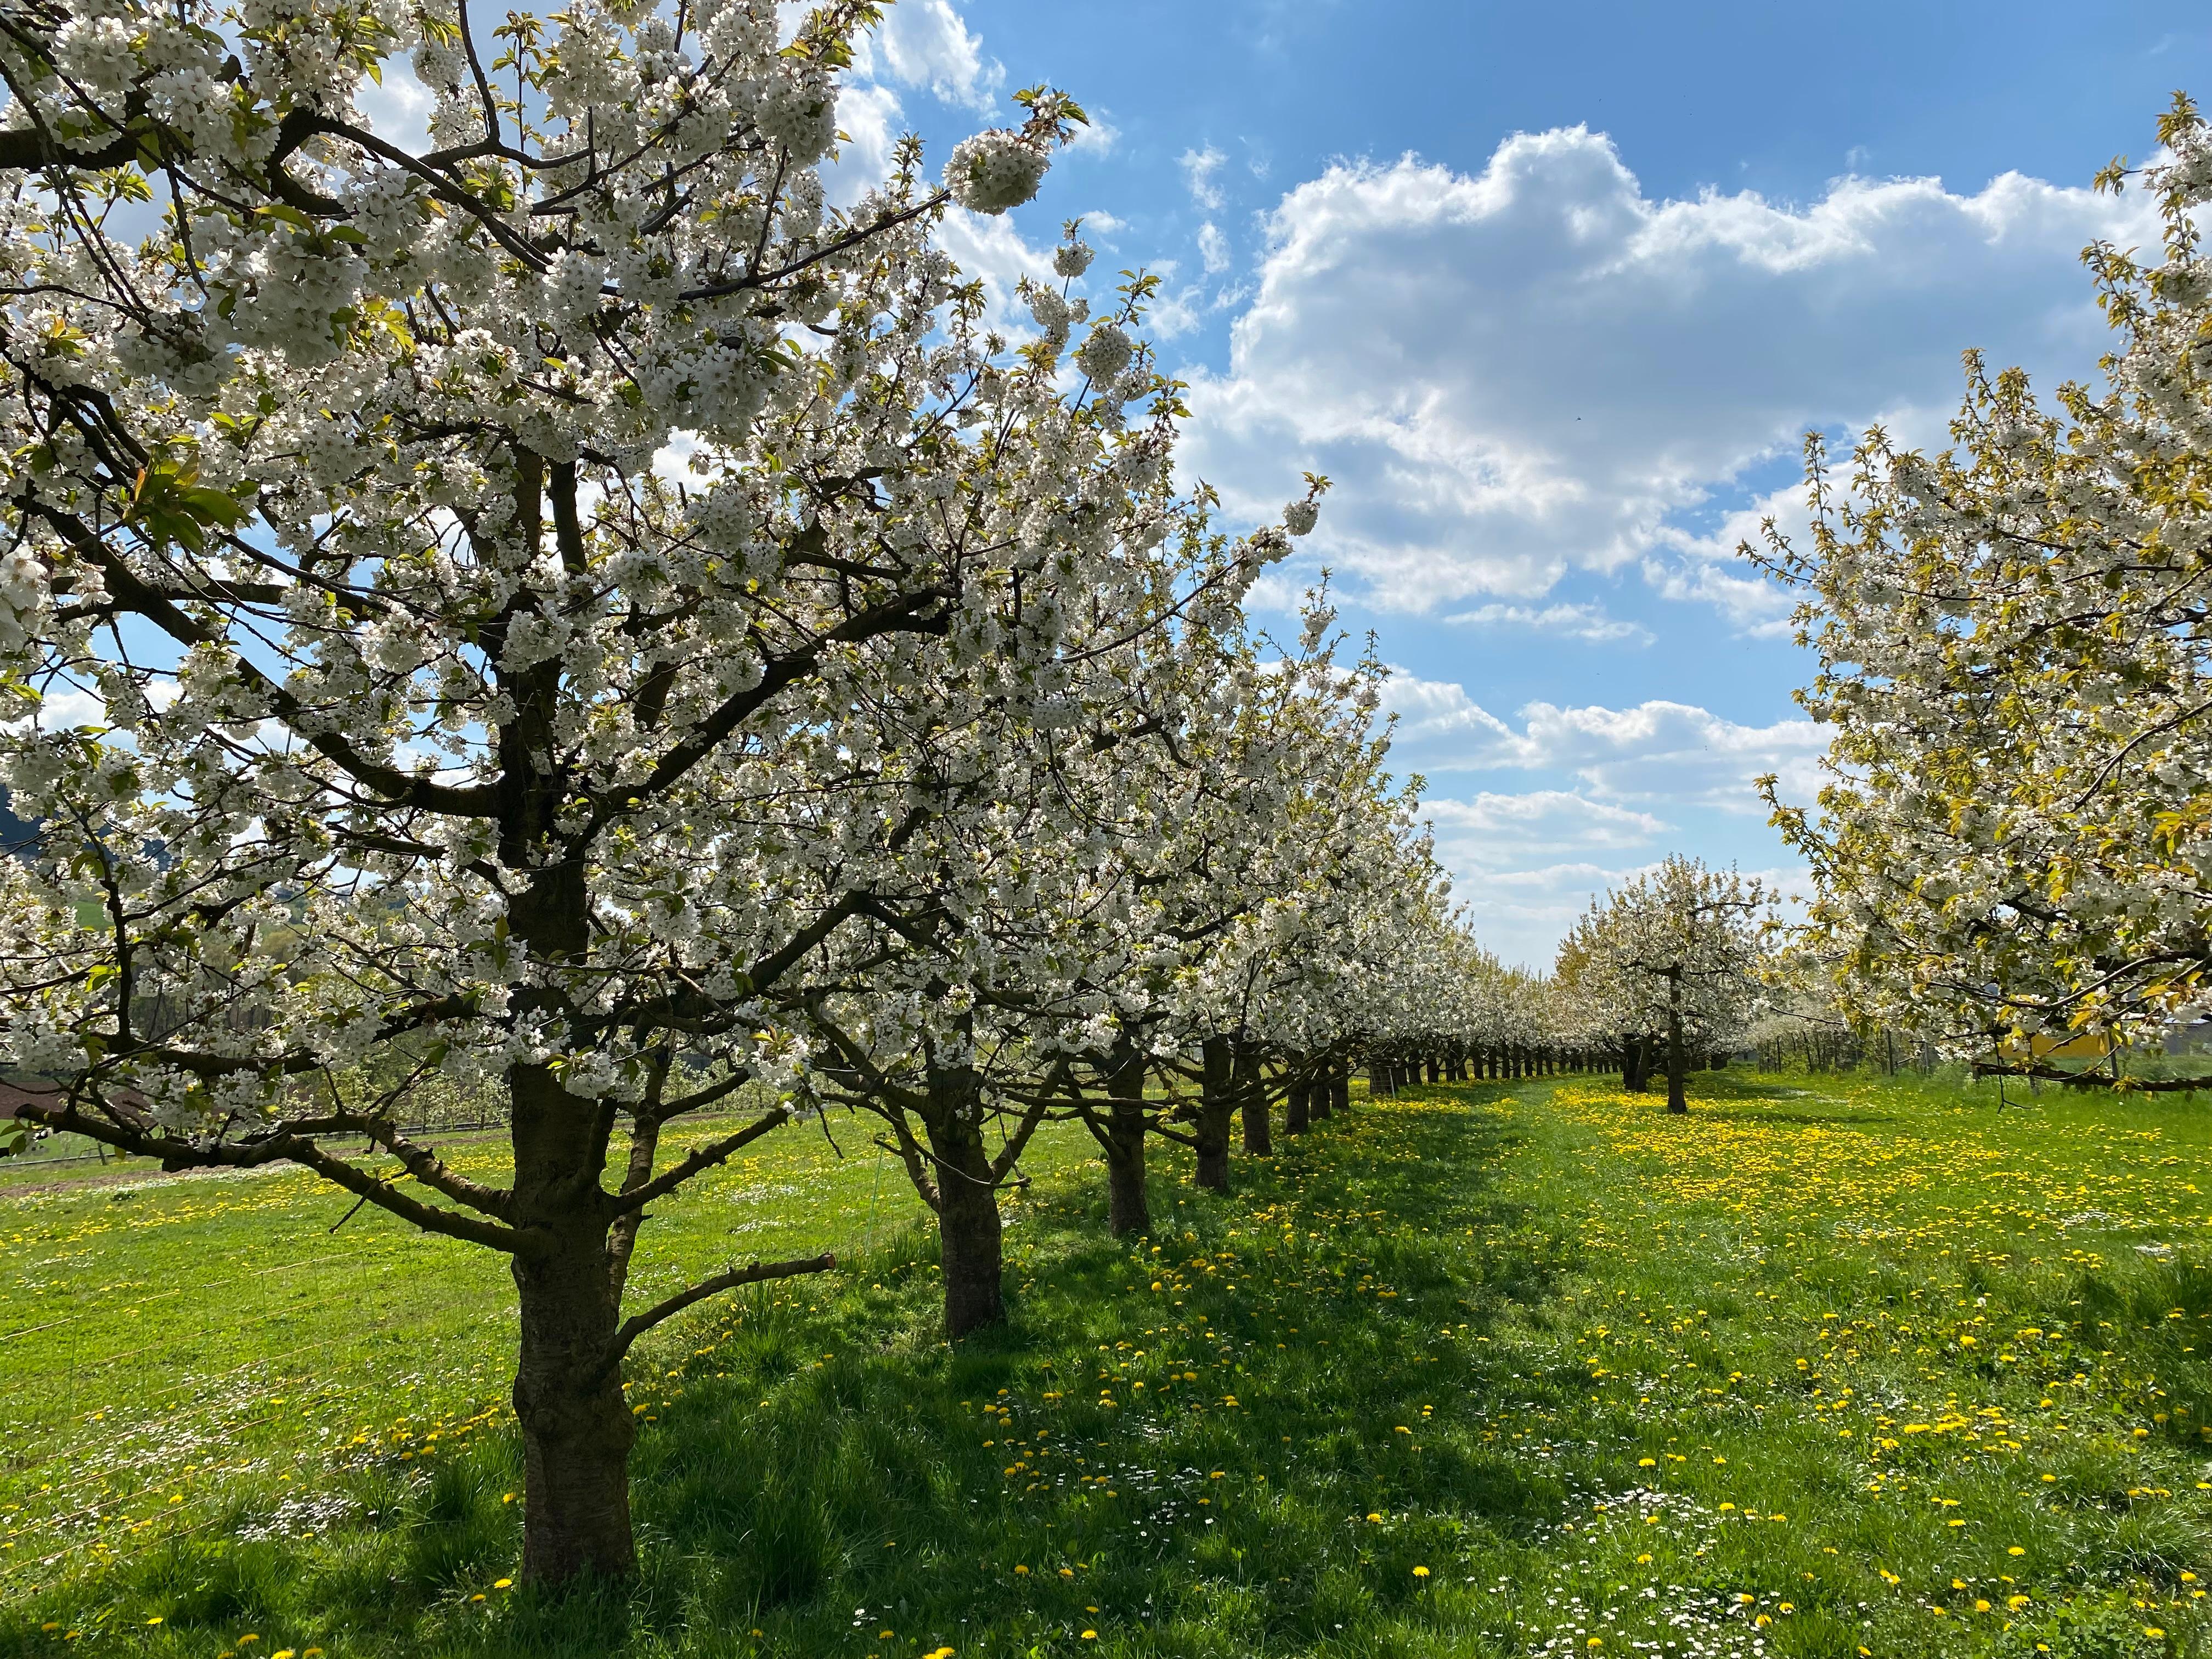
left=1195, top=1035, right=1235, bottom=1190
left=1331, top=1061, right=1351, bottom=1116
left=924, top=1053, right=1005, bottom=1334
left=1626, top=1036, right=1650, bottom=1093
left=1665, top=977, right=1689, bottom=1115
left=509, top=1062, right=637, bottom=1585
left=1238, top=1047, right=1272, bottom=1154
left=1105, top=1052, right=1149, bottom=1238
left=1285, top=1067, right=1310, bottom=1134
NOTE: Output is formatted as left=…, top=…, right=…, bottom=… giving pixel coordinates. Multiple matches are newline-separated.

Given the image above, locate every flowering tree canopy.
left=1554, top=856, right=1767, bottom=1112
left=1754, top=95, right=2212, bottom=1086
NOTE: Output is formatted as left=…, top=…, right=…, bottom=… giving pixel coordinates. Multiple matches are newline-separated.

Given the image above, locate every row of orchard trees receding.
left=0, top=0, right=1577, bottom=1588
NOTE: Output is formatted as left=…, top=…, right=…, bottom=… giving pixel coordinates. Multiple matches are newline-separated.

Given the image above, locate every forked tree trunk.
left=1626, top=1036, right=1650, bottom=1092
left=509, top=1062, right=637, bottom=1584
left=1105, top=1053, right=1150, bottom=1237
left=1239, top=1047, right=1272, bottom=1154
left=1195, top=1035, right=1235, bottom=1190
left=924, top=1053, right=1005, bottom=1334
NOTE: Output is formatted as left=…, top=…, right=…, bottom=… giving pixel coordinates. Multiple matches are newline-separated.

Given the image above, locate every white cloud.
left=1425, top=791, right=1668, bottom=867
left=1441, top=857, right=1646, bottom=970
left=1376, top=671, right=1824, bottom=812
left=1373, top=671, right=1529, bottom=769
left=822, top=81, right=907, bottom=205
left=1420, top=791, right=1672, bottom=964
left=1182, top=145, right=1227, bottom=210
left=854, top=0, right=1003, bottom=112
left=1198, top=221, right=1231, bottom=275
left=1068, top=110, right=1121, bottom=157
left=357, top=59, right=433, bottom=153
left=1180, top=128, right=2157, bottom=617
left=1444, top=601, right=1652, bottom=645
left=934, top=206, right=1104, bottom=338
left=1516, top=699, right=1825, bottom=809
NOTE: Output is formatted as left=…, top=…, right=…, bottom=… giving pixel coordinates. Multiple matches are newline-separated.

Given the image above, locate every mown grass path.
left=2, top=1072, right=2208, bottom=1658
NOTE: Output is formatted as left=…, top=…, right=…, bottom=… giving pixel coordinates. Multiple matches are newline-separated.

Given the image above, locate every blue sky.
left=400, top=4, right=2212, bottom=964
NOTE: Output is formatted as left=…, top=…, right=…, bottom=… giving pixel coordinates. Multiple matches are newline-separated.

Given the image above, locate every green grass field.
left=2, top=1070, right=2208, bottom=1657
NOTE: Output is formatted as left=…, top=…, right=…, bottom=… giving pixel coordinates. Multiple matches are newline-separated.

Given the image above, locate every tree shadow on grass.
left=11, top=1087, right=1577, bottom=1659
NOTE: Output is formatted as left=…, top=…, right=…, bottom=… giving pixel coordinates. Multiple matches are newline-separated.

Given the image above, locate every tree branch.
left=600, top=1250, right=837, bottom=1378
left=606, top=1106, right=792, bottom=1214
left=14, top=1095, right=523, bottom=1251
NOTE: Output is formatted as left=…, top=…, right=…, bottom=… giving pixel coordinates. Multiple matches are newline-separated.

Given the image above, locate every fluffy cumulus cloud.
left=851, top=0, right=1003, bottom=112
left=1374, top=671, right=1825, bottom=963
left=1181, top=127, right=2158, bottom=620
left=1380, top=670, right=1824, bottom=803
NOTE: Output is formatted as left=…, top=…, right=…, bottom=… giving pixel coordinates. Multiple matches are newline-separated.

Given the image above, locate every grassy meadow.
left=2, top=1070, right=2208, bottom=1658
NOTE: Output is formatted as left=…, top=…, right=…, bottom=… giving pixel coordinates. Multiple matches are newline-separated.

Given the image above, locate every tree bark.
left=1195, top=1035, right=1235, bottom=1190
left=1665, top=975, right=1689, bottom=1114
left=1285, top=1067, right=1310, bottom=1134
left=1330, top=1060, right=1351, bottom=1116
left=1104, top=1052, right=1149, bottom=1238
left=924, top=1052, right=1005, bottom=1334
left=1626, top=1036, right=1651, bottom=1093
left=1238, top=1046, right=1272, bottom=1154
left=509, top=1062, right=637, bottom=1585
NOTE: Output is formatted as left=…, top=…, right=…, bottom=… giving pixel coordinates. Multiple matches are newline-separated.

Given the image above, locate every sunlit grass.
left=2, top=1070, right=2207, bottom=1657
